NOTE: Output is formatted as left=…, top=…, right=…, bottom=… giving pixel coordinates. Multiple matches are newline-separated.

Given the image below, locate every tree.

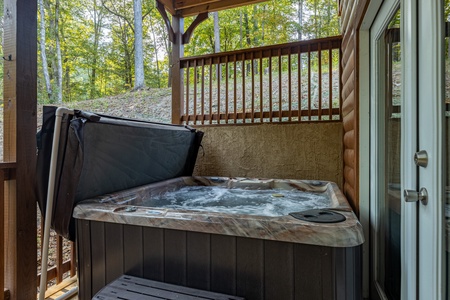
left=38, top=0, right=52, bottom=100
left=55, top=0, right=63, bottom=103
left=133, top=0, right=145, bottom=90
left=298, top=0, right=303, bottom=40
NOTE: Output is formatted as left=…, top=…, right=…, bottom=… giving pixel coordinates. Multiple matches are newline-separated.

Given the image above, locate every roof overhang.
left=158, top=0, right=270, bottom=17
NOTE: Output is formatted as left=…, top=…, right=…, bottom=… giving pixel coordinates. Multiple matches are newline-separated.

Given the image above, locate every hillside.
left=41, top=88, right=173, bottom=125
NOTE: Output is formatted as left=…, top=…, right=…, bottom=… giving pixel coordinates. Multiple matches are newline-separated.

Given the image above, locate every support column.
left=3, top=0, right=37, bottom=298
left=171, top=16, right=184, bottom=125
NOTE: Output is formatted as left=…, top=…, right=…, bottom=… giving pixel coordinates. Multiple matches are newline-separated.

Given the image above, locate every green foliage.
left=33, top=0, right=340, bottom=104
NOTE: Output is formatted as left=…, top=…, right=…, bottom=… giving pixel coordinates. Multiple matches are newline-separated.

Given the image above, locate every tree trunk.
left=239, top=12, right=243, bottom=48
left=243, top=12, right=251, bottom=76
left=133, top=0, right=145, bottom=90
left=149, top=20, right=161, bottom=88
left=213, top=12, right=221, bottom=79
left=298, top=0, right=303, bottom=40
left=64, top=58, right=71, bottom=102
left=55, top=0, right=63, bottom=103
left=38, top=0, right=52, bottom=99
left=168, top=42, right=172, bottom=88
left=252, top=6, right=258, bottom=46
left=243, top=12, right=251, bottom=47
left=90, top=0, right=102, bottom=99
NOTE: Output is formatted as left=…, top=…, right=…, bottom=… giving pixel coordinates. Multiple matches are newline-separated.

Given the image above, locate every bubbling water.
left=143, top=186, right=331, bottom=217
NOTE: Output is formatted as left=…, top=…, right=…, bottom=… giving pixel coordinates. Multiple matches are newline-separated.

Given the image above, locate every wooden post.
left=3, top=0, right=38, bottom=299
left=0, top=169, right=4, bottom=300
left=171, top=16, right=184, bottom=124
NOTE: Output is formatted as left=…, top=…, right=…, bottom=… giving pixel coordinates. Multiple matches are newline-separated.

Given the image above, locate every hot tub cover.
left=36, top=106, right=203, bottom=240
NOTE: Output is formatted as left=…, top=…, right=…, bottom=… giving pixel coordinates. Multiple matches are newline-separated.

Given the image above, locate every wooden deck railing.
left=179, top=36, right=342, bottom=125
left=0, top=163, right=76, bottom=298
left=37, top=219, right=77, bottom=288
left=1, top=162, right=16, bottom=300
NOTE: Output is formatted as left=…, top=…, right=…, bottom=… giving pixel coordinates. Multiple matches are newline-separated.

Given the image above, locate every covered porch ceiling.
left=158, top=0, right=270, bottom=17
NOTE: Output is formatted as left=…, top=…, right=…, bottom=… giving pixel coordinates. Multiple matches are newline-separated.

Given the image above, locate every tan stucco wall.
left=193, top=122, right=343, bottom=189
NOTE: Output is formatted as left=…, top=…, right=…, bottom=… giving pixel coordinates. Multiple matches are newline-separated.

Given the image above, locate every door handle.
left=403, top=187, right=428, bottom=205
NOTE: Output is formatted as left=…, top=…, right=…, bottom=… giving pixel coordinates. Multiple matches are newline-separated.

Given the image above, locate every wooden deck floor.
left=40, top=276, right=78, bottom=300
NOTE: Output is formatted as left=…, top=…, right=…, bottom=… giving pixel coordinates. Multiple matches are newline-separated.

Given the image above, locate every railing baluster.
left=298, top=46, right=302, bottom=122
left=225, top=56, right=229, bottom=123
left=186, top=65, right=190, bottom=124
left=260, top=51, right=263, bottom=123
left=242, top=56, right=246, bottom=123
left=70, top=241, right=76, bottom=277
left=234, top=55, right=237, bottom=123
left=318, top=43, right=322, bottom=120
left=308, top=44, right=312, bottom=121
left=193, top=60, right=197, bottom=125
left=201, top=59, right=205, bottom=125
left=269, top=56, right=273, bottom=122
left=329, top=42, right=333, bottom=120
left=288, top=48, right=292, bottom=122
left=217, top=60, right=221, bottom=124
left=278, top=48, right=282, bottom=122
left=56, top=235, right=63, bottom=283
left=209, top=60, right=213, bottom=124
left=251, top=52, right=255, bottom=123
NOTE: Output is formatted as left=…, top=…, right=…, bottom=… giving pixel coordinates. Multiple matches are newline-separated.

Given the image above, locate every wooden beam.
left=156, top=0, right=175, bottom=43
left=3, top=0, right=38, bottom=299
left=182, top=12, right=208, bottom=44
left=174, top=0, right=269, bottom=17
left=159, top=0, right=271, bottom=17
left=157, top=0, right=176, bottom=16
left=171, top=16, right=185, bottom=124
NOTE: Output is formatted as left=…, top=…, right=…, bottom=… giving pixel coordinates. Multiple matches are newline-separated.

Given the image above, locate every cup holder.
left=289, top=209, right=346, bottom=223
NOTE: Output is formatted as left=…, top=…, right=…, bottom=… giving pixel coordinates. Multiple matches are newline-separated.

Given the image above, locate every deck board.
left=39, top=276, right=78, bottom=300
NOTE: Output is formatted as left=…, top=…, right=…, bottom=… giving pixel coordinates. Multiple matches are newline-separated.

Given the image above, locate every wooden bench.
left=93, top=275, right=245, bottom=300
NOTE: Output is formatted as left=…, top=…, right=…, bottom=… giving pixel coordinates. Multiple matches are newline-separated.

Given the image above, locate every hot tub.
left=74, top=176, right=364, bottom=300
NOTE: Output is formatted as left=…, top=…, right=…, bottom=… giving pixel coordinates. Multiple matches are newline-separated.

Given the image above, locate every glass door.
left=370, top=1, right=407, bottom=299
left=371, top=0, right=448, bottom=299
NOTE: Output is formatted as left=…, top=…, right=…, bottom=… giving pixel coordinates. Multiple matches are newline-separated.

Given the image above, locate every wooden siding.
left=77, top=220, right=362, bottom=300
left=339, top=0, right=370, bottom=214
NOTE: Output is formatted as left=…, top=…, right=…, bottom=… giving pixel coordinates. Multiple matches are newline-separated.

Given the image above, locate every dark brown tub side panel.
left=77, top=221, right=362, bottom=300
left=320, top=245, right=334, bottom=300
left=143, top=227, right=164, bottom=281
left=124, top=225, right=144, bottom=277
left=76, top=220, right=92, bottom=300
left=211, top=234, right=237, bottom=295
left=90, top=221, right=106, bottom=296
left=333, top=246, right=362, bottom=300
left=105, top=223, right=124, bottom=283
left=186, top=232, right=211, bottom=290
left=236, top=237, right=264, bottom=300
left=294, top=244, right=334, bottom=300
left=264, top=240, right=294, bottom=300
left=164, top=229, right=187, bottom=285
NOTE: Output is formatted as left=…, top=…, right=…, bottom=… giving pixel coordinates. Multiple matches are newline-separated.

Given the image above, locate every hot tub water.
left=143, top=186, right=331, bottom=217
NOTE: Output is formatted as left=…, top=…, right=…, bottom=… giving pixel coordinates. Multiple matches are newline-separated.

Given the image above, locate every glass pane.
left=444, top=1, right=450, bottom=298
left=378, top=8, right=401, bottom=300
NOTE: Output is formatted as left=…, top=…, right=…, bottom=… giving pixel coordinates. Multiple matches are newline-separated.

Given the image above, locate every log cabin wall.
left=339, top=0, right=370, bottom=215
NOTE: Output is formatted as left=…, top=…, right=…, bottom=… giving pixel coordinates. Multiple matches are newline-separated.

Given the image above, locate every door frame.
left=416, top=0, right=445, bottom=298
left=361, top=0, right=418, bottom=299
left=361, top=0, right=446, bottom=299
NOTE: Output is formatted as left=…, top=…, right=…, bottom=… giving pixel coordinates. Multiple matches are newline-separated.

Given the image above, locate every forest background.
left=0, top=0, right=340, bottom=104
